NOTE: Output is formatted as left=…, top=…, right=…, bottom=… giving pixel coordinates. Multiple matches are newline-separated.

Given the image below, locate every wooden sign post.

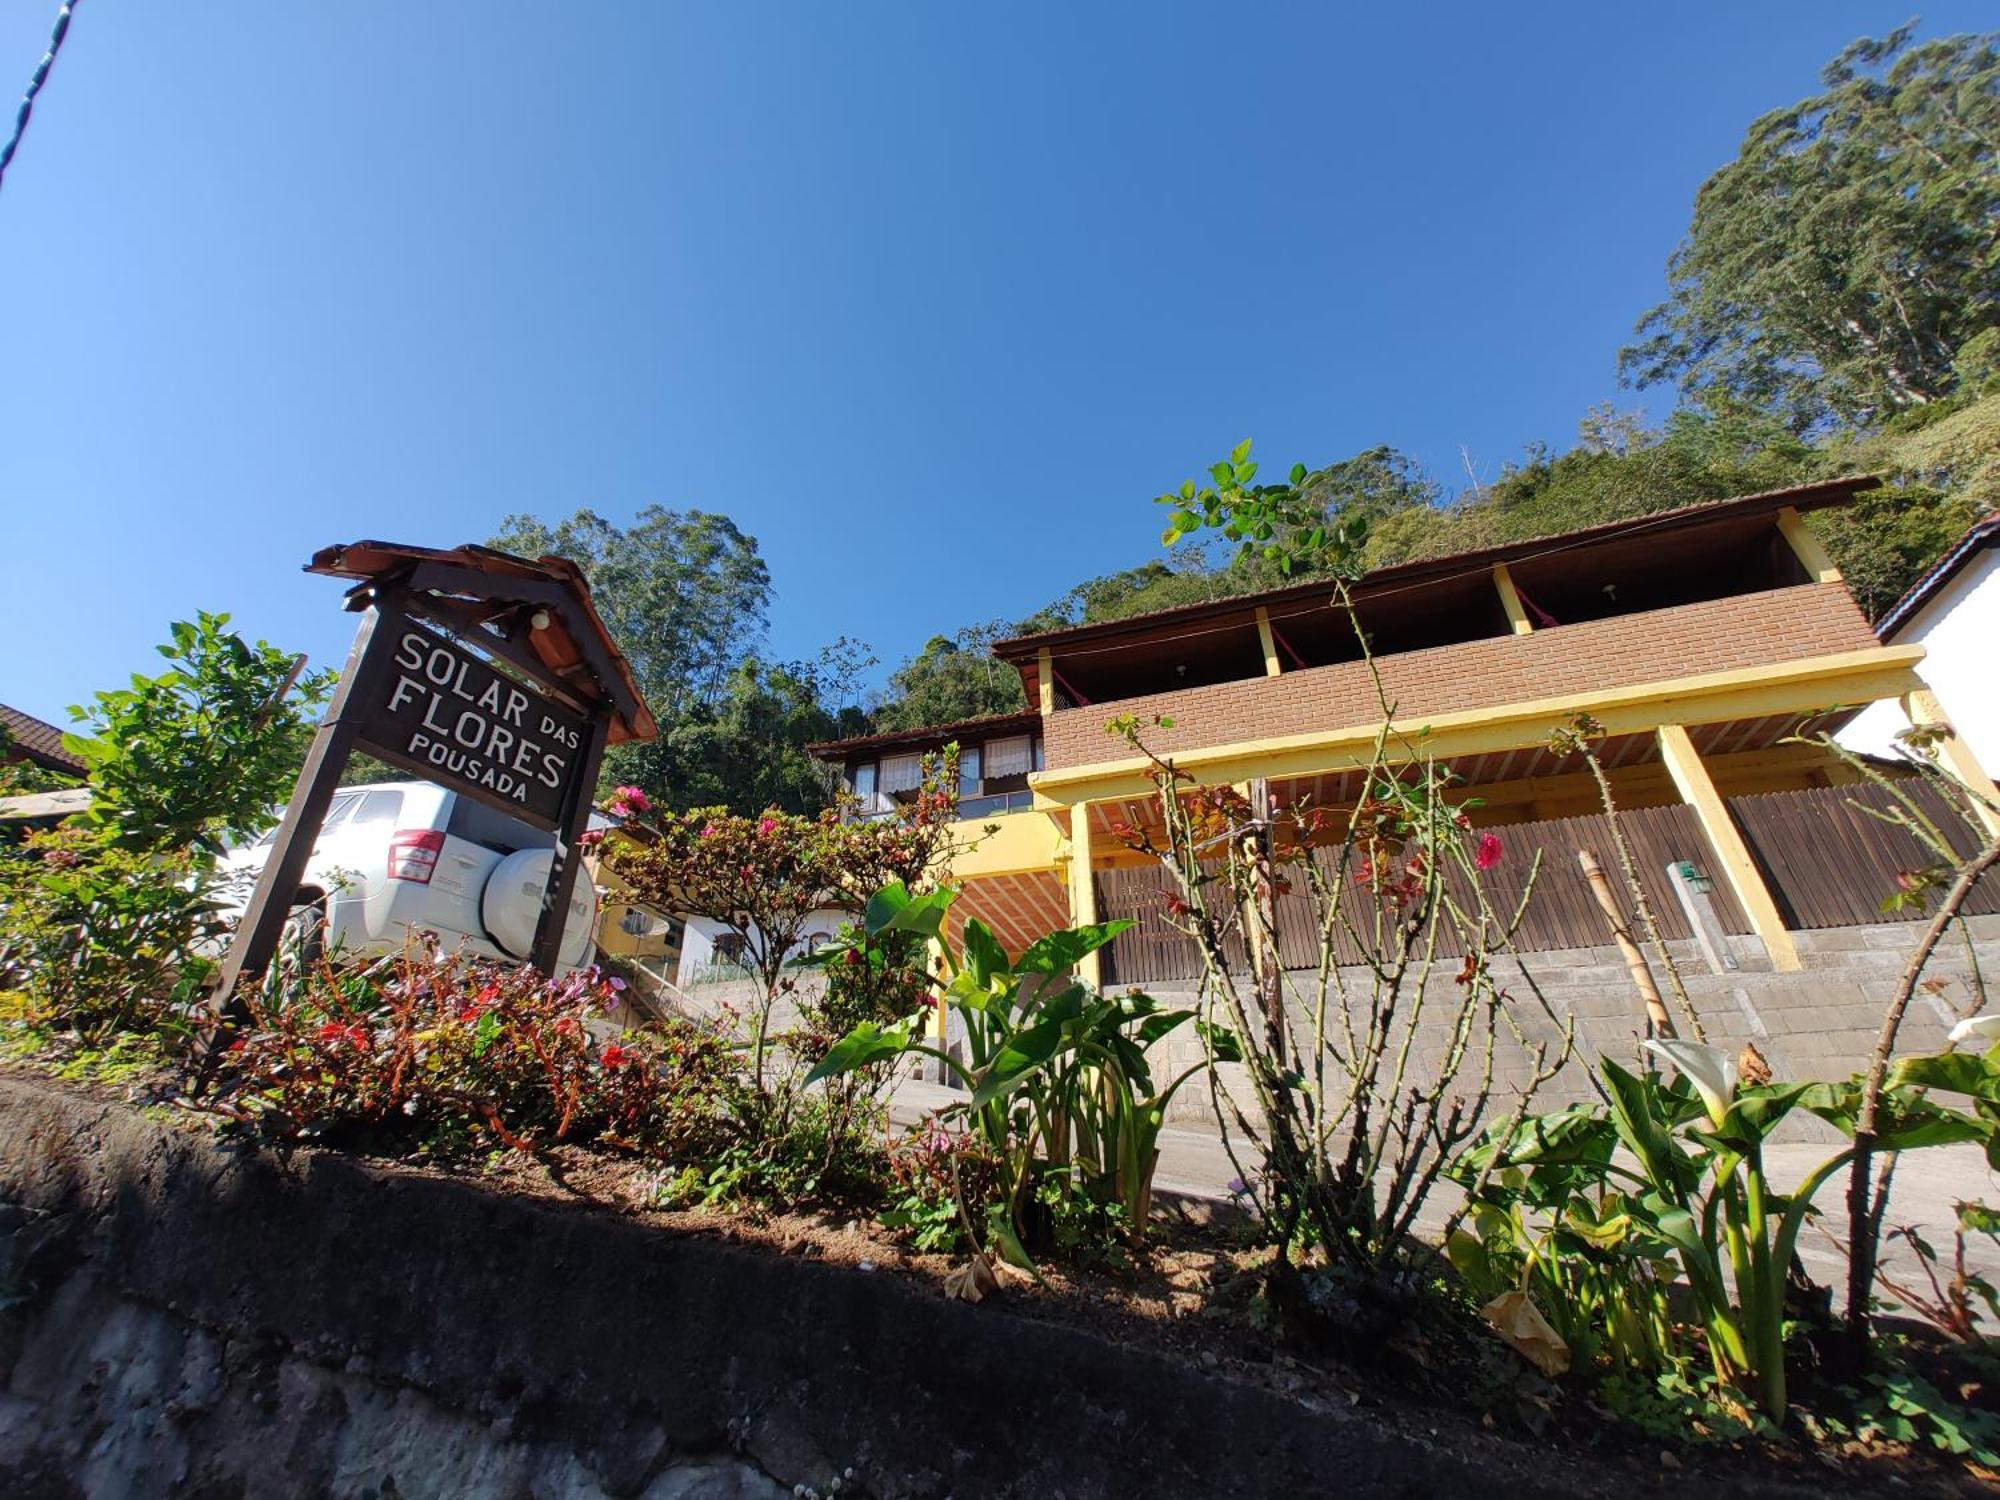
left=212, top=542, right=653, bottom=1001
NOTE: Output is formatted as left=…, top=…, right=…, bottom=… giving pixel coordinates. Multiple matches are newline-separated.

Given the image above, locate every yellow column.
left=1037, top=647, right=1055, bottom=715
left=1493, top=564, right=1534, bottom=636
left=1657, top=723, right=1801, bottom=971
left=1067, top=802, right=1102, bottom=989
left=1255, top=607, right=1282, bottom=677
left=1902, top=686, right=2000, bottom=838
left=1777, top=506, right=1843, bottom=583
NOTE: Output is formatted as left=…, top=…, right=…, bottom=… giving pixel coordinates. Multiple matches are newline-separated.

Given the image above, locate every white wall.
left=674, top=909, right=850, bottom=987
left=1842, top=547, right=2000, bottom=766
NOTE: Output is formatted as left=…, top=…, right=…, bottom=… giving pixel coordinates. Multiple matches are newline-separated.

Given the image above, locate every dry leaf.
left=1738, top=1041, right=1773, bottom=1088
left=1480, top=1290, right=1570, bottom=1377
left=943, top=1253, right=1001, bottom=1303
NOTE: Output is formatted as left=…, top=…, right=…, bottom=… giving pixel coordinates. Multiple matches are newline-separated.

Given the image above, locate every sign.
left=354, top=617, right=589, bottom=831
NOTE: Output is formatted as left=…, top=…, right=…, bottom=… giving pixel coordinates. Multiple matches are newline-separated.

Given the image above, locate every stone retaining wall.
left=0, top=1077, right=1599, bottom=1499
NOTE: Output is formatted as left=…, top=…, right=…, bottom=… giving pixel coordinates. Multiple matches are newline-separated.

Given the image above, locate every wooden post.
left=1493, top=564, right=1535, bottom=636
left=1255, top=607, right=1282, bottom=677
left=211, top=596, right=407, bottom=1003
left=1246, top=777, right=1284, bottom=1054
left=1902, top=686, right=2000, bottom=838
left=1578, top=849, right=1675, bottom=1037
left=1037, top=648, right=1056, bottom=715
left=529, top=707, right=612, bottom=973
left=1657, top=722, right=1801, bottom=972
left=1067, top=801, right=1101, bottom=989
left=1776, top=505, right=1843, bottom=583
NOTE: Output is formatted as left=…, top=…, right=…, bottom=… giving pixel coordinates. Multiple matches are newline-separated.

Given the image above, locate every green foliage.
left=871, top=623, right=1034, bottom=732
left=491, top=507, right=855, bottom=814
left=62, top=611, right=332, bottom=856
left=1805, top=1363, right=2000, bottom=1467
left=216, top=946, right=741, bottom=1163
left=805, top=882, right=1206, bottom=1262
left=1457, top=1042, right=1985, bottom=1420
left=0, top=724, right=77, bottom=797
left=0, top=832, right=228, bottom=1042
left=1446, top=1108, right=1681, bottom=1378
left=626, top=655, right=861, bottom=815
left=1620, top=26, right=1999, bottom=428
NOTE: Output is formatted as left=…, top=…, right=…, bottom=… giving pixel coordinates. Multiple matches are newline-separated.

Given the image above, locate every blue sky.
left=1, top=3, right=1987, bottom=726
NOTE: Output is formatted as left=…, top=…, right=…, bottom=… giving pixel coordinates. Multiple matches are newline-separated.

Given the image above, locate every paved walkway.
left=890, top=1078, right=1999, bottom=1294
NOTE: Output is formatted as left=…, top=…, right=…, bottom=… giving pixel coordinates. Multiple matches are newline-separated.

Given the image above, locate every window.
left=984, top=735, right=1033, bottom=779
left=852, top=762, right=877, bottom=797
left=879, top=753, right=923, bottom=795
left=958, top=745, right=982, bottom=796
left=446, top=795, right=552, bottom=854
left=351, top=789, right=405, bottom=828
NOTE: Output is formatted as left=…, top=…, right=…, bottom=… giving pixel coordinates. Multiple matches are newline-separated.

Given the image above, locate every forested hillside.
left=496, top=25, right=1997, bottom=815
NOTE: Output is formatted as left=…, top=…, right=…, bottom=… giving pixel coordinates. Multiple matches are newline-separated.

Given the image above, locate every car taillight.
left=386, top=829, right=446, bottom=883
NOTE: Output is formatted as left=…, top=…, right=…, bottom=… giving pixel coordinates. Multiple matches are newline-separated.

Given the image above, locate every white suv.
left=218, top=781, right=598, bottom=974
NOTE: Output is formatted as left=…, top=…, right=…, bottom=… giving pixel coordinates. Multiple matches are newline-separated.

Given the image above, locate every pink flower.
left=614, top=785, right=651, bottom=813
left=1474, top=833, right=1504, bottom=871
left=578, top=828, right=605, bottom=849
left=757, top=817, right=777, bottom=836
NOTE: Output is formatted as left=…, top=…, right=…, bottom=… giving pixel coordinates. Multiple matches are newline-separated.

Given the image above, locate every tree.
left=1621, top=27, right=1999, bottom=428
left=490, top=505, right=776, bottom=804
left=63, top=612, right=333, bottom=856
left=873, top=624, right=1033, bottom=731
left=619, top=656, right=855, bottom=816
left=490, top=507, right=772, bottom=719
left=598, top=758, right=963, bottom=1102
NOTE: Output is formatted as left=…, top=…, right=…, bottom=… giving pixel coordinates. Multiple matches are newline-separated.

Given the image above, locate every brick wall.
left=1042, top=582, right=1878, bottom=769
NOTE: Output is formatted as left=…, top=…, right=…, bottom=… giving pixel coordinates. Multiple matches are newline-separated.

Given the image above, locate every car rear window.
left=351, top=789, right=405, bottom=828
left=445, top=794, right=553, bottom=855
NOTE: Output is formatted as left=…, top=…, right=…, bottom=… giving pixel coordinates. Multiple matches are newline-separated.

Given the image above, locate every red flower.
left=601, top=1044, right=631, bottom=1069
left=317, top=1022, right=346, bottom=1044
left=555, top=1016, right=581, bottom=1039
left=1474, top=833, right=1504, bottom=871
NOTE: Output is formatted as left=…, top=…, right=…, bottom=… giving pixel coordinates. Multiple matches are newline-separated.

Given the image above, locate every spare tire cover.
left=482, top=848, right=597, bottom=965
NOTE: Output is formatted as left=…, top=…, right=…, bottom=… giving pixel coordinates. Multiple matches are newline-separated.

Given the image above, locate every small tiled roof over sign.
left=0, top=703, right=85, bottom=777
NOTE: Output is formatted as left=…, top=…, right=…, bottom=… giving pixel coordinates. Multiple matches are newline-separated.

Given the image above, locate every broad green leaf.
left=863, top=882, right=915, bottom=935
left=803, top=1018, right=917, bottom=1084
left=1016, top=920, right=1132, bottom=977
left=970, top=1017, right=1071, bottom=1109
left=1196, top=1020, right=1242, bottom=1064
left=961, top=919, right=1008, bottom=988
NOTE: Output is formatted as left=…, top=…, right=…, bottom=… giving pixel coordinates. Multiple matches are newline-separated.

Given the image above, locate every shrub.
left=0, top=828, right=227, bottom=1044
left=216, top=944, right=740, bottom=1163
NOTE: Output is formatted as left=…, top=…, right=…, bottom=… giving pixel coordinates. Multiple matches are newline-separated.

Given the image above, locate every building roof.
left=306, top=540, right=658, bottom=744
left=0, top=703, right=85, bottom=777
left=807, top=709, right=1041, bottom=760
left=1874, top=515, right=2000, bottom=641
left=0, top=786, right=92, bottom=824
left=990, top=474, right=1879, bottom=661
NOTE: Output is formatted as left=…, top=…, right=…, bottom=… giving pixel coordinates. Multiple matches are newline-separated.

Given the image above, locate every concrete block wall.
left=1136, top=914, right=2000, bottom=1136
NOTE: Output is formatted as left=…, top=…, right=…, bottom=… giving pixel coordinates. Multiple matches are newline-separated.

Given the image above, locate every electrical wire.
left=0, top=0, right=80, bottom=195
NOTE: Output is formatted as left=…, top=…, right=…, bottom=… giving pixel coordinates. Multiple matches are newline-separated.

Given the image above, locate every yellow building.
left=810, top=478, right=2000, bottom=985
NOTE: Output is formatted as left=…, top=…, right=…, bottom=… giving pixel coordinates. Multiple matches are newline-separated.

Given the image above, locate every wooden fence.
left=1098, top=803, right=1750, bottom=987
left=1095, top=783, right=1998, bottom=986
left=1727, top=781, right=2000, bottom=930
